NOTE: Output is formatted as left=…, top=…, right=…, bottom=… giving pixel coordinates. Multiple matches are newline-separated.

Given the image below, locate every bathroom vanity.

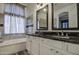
left=26, top=33, right=79, bottom=55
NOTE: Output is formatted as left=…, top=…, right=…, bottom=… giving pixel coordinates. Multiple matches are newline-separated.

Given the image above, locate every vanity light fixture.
left=36, top=3, right=43, bottom=8
left=36, top=4, right=40, bottom=8
left=43, top=8, right=47, bottom=12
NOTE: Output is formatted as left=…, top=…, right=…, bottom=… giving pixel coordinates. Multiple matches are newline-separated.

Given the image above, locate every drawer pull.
left=42, top=40, right=44, bottom=41
left=30, top=41, right=32, bottom=42
left=56, top=51, right=59, bottom=53
left=50, top=49, right=53, bottom=51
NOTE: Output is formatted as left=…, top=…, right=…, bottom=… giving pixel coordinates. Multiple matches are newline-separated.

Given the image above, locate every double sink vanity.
left=26, top=32, right=79, bottom=55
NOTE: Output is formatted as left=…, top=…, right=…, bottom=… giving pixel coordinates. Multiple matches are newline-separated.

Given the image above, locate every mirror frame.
left=52, top=3, right=79, bottom=30
left=36, top=5, right=48, bottom=30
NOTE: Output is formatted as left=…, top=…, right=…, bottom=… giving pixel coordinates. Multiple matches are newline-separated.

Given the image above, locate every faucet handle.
left=57, top=33, right=60, bottom=36
left=66, top=33, right=69, bottom=36
left=61, top=32, right=64, bottom=36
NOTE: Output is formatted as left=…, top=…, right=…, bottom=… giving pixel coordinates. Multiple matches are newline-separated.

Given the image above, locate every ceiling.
left=21, top=3, right=74, bottom=10
left=21, top=3, right=36, bottom=8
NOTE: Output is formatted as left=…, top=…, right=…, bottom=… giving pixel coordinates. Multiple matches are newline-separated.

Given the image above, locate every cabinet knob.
left=42, top=40, right=44, bottom=41
left=56, top=51, right=59, bottom=53
left=50, top=49, right=53, bottom=51
left=30, top=41, right=32, bottom=42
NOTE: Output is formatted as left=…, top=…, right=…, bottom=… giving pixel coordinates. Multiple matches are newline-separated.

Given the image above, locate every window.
left=59, top=19, right=68, bottom=28
left=4, top=3, right=25, bottom=34
left=59, top=12, right=69, bottom=29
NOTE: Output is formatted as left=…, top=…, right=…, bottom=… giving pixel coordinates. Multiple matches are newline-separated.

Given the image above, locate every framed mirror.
left=36, top=5, right=48, bottom=30
left=52, top=3, right=79, bottom=30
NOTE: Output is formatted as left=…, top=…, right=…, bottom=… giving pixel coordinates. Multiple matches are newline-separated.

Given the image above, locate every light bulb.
left=43, top=8, right=47, bottom=12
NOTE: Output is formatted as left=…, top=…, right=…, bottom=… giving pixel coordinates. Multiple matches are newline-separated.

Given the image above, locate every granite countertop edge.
left=26, top=34, right=79, bottom=45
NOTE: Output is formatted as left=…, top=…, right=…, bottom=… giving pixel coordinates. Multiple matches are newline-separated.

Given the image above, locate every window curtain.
left=4, top=4, right=25, bottom=34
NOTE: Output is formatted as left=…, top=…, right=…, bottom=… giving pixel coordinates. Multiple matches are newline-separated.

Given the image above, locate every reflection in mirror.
left=36, top=5, right=48, bottom=30
left=53, top=3, right=78, bottom=30
left=59, top=12, right=69, bottom=29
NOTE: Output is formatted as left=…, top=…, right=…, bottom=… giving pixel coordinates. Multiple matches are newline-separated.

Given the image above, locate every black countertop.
left=26, top=34, right=79, bottom=44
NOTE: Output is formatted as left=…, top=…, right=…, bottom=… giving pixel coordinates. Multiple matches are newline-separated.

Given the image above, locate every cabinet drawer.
left=67, top=43, right=79, bottom=54
left=54, top=49, right=71, bottom=55
left=40, top=43, right=54, bottom=55
left=40, top=38, right=63, bottom=50
left=31, top=38, right=40, bottom=55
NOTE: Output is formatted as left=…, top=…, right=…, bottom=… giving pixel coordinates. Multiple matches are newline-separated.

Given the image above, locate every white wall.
left=0, top=3, right=4, bottom=24
left=54, top=4, right=77, bottom=28
left=0, top=3, right=4, bottom=34
left=24, top=4, right=36, bottom=18
left=48, top=4, right=52, bottom=31
left=23, top=3, right=37, bottom=33
left=0, top=3, right=4, bottom=14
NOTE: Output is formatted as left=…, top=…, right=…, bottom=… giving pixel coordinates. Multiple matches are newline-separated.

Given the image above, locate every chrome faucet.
left=61, top=31, right=64, bottom=36
left=57, top=32, right=60, bottom=36
left=66, top=33, right=68, bottom=36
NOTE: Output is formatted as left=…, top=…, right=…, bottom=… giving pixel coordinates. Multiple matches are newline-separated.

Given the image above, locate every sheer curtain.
left=4, top=4, right=25, bottom=34
left=4, top=15, right=11, bottom=34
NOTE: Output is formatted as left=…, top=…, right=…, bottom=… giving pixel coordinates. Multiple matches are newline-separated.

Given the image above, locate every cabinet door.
left=40, top=43, right=55, bottom=55
left=26, top=36, right=32, bottom=54
left=67, top=43, right=79, bottom=54
left=40, top=44, right=51, bottom=55
left=26, top=39, right=32, bottom=54
left=31, top=37, right=40, bottom=55
left=40, top=37, right=64, bottom=50
left=40, top=38, right=55, bottom=55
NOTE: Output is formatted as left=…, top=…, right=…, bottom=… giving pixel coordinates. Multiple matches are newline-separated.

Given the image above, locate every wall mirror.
left=52, top=3, right=79, bottom=30
left=36, top=5, right=48, bottom=30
